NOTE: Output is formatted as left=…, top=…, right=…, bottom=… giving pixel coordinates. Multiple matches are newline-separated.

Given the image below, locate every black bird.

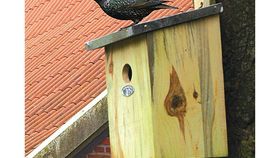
left=93, top=0, right=178, bottom=25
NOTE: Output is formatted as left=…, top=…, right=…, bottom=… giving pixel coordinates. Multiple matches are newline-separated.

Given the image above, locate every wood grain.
left=105, top=15, right=227, bottom=158
left=106, top=35, right=155, bottom=158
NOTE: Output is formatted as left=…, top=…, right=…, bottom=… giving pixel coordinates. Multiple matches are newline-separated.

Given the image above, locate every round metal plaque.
left=121, top=85, right=134, bottom=97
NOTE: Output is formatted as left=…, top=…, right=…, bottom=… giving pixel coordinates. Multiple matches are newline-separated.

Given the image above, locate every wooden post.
left=86, top=3, right=227, bottom=158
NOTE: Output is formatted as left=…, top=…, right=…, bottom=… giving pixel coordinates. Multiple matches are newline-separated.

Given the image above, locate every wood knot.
left=193, top=90, right=198, bottom=99
left=164, top=67, right=187, bottom=117
left=164, top=66, right=187, bottom=140
left=172, top=95, right=183, bottom=109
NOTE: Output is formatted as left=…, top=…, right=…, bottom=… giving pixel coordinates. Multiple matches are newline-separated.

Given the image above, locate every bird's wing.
left=131, top=0, right=178, bottom=10
left=129, top=0, right=173, bottom=9
left=116, top=0, right=177, bottom=10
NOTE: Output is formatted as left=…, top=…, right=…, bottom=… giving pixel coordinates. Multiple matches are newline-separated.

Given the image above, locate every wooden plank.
left=181, top=15, right=227, bottom=157
left=205, top=15, right=228, bottom=156
left=149, top=15, right=227, bottom=157
left=150, top=25, right=206, bottom=157
left=105, top=35, right=155, bottom=158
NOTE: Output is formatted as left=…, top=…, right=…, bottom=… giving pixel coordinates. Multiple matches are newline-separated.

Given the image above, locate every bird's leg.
left=132, top=19, right=141, bottom=25
left=119, top=19, right=141, bottom=31
left=119, top=23, right=135, bottom=31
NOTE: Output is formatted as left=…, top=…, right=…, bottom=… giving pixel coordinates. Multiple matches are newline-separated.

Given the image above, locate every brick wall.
left=86, top=137, right=111, bottom=158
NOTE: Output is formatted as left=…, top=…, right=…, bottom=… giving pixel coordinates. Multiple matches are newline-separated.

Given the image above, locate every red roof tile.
left=25, top=0, right=193, bottom=155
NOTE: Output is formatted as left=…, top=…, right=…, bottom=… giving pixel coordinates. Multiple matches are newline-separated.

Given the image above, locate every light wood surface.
left=105, top=15, right=227, bottom=158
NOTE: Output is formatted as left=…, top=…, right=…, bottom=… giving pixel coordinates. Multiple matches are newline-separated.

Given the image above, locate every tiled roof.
left=25, top=0, right=193, bottom=155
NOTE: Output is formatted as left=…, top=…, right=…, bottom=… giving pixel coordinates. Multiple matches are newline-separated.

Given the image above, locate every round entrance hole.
left=122, top=64, right=132, bottom=83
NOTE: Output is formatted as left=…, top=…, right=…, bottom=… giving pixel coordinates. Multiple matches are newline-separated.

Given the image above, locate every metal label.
left=122, top=85, right=134, bottom=97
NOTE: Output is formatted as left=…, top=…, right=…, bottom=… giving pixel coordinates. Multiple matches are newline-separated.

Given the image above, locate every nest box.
left=86, top=3, right=227, bottom=158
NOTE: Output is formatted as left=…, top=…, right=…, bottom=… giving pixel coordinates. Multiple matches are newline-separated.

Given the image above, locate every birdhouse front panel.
left=105, top=14, right=227, bottom=158
left=105, top=35, right=156, bottom=158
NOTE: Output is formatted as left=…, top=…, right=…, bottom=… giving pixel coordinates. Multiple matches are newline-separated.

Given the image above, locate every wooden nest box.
left=86, top=3, right=227, bottom=158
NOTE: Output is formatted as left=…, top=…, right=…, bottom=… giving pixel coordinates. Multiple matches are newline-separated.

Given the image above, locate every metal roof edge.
left=85, top=3, right=223, bottom=50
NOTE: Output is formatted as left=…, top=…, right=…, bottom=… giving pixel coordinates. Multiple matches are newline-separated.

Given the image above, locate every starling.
left=93, top=0, right=178, bottom=24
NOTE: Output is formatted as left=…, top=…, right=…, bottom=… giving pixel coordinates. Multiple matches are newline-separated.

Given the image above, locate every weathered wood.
left=194, top=15, right=228, bottom=157
left=105, top=14, right=227, bottom=157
